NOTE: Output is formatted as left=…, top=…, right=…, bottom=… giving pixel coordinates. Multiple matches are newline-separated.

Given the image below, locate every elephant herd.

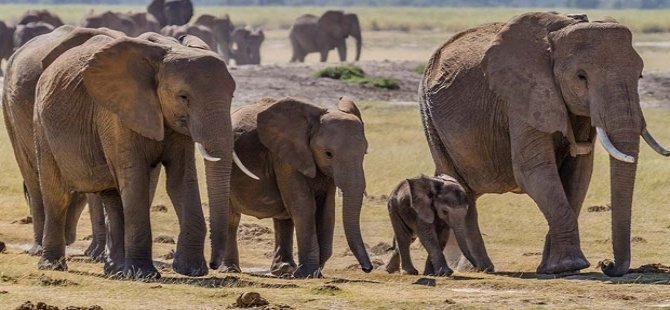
left=0, top=4, right=363, bottom=70
left=0, top=10, right=668, bottom=281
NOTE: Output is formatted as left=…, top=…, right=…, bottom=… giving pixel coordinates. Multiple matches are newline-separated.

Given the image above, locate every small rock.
left=234, top=292, right=269, bottom=308
left=153, top=235, right=175, bottom=244
left=151, top=205, right=168, bottom=213
left=444, top=299, right=456, bottom=304
left=412, top=277, right=436, bottom=287
left=39, top=275, right=77, bottom=287
left=11, top=216, right=32, bottom=224
left=632, top=236, right=647, bottom=243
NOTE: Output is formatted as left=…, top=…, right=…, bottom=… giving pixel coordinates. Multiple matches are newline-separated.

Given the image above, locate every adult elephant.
left=82, top=11, right=138, bottom=36
left=289, top=10, right=361, bottom=63
left=0, top=21, right=14, bottom=70
left=17, top=9, right=63, bottom=28
left=125, top=12, right=161, bottom=35
left=161, top=24, right=217, bottom=51
left=194, top=14, right=234, bottom=62
left=227, top=97, right=372, bottom=278
left=230, top=26, right=264, bottom=65
left=13, top=22, right=55, bottom=48
left=419, top=12, right=669, bottom=277
left=148, top=0, right=193, bottom=27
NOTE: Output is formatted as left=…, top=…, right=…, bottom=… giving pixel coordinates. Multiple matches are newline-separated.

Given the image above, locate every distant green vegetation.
left=315, top=65, right=400, bottom=90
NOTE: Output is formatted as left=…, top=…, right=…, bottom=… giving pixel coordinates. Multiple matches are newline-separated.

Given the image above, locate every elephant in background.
left=289, top=11, right=362, bottom=62
left=194, top=14, right=234, bottom=62
left=14, top=22, right=55, bottom=48
left=126, top=12, right=162, bottom=34
left=419, top=12, right=669, bottom=277
left=230, top=26, right=264, bottom=65
left=148, top=0, right=193, bottom=27
left=0, top=21, right=14, bottom=72
left=228, top=97, right=372, bottom=278
left=385, top=175, right=483, bottom=277
left=161, top=24, right=217, bottom=51
left=82, top=11, right=138, bottom=36
left=17, top=9, right=63, bottom=28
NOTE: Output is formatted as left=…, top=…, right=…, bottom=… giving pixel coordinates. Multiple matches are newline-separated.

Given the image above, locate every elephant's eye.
left=177, top=94, right=189, bottom=105
left=577, top=73, right=587, bottom=82
left=325, top=151, right=334, bottom=159
left=639, top=74, right=644, bottom=79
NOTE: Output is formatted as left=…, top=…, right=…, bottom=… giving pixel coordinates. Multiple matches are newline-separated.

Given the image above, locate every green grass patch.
left=315, top=65, right=399, bottom=90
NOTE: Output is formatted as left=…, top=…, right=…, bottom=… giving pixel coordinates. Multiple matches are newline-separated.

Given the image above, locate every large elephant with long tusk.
left=419, top=12, right=669, bottom=277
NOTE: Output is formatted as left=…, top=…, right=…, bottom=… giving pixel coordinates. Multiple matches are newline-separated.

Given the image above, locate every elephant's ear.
left=483, top=12, right=579, bottom=135
left=257, top=97, right=326, bottom=178
left=338, top=96, right=362, bottom=121
left=319, top=10, right=346, bottom=38
left=82, top=37, right=168, bottom=141
left=178, top=33, right=210, bottom=50
left=406, top=177, right=435, bottom=224
left=147, top=0, right=166, bottom=26
left=42, top=27, right=121, bottom=68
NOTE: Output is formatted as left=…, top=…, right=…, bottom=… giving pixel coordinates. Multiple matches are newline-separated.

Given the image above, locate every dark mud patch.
left=632, top=236, right=648, bottom=244
left=153, top=235, right=175, bottom=244
left=66, top=255, right=95, bottom=264
left=587, top=204, right=611, bottom=212
left=327, top=278, right=381, bottom=284
left=630, top=263, right=670, bottom=273
left=163, top=276, right=298, bottom=289
left=37, top=274, right=78, bottom=287
left=11, top=216, right=32, bottom=224
left=0, top=240, right=6, bottom=253
left=370, top=242, right=393, bottom=256
left=522, top=252, right=541, bottom=256
left=2, top=274, right=18, bottom=283
left=15, top=301, right=103, bottom=310
left=311, top=285, right=342, bottom=295
left=151, top=205, right=168, bottom=213
left=412, top=277, right=436, bottom=287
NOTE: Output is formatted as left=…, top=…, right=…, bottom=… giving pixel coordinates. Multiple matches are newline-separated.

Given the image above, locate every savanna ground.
left=1, top=5, right=670, bottom=310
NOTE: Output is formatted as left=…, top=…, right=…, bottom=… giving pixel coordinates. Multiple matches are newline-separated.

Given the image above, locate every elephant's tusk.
left=233, top=151, right=260, bottom=180
left=196, top=143, right=221, bottom=162
left=596, top=127, right=635, bottom=163
left=641, top=128, right=670, bottom=156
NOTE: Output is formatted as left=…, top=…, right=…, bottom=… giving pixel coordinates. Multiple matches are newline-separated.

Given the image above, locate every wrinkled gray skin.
left=230, top=27, right=264, bottom=65
left=194, top=14, right=234, bottom=62
left=385, top=175, right=481, bottom=277
left=14, top=22, right=55, bottom=48
left=289, top=11, right=362, bottom=62
left=161, top=24, right=217, bottom=51
left=17, top=9, right=64, bottom=28
left=3, top=26, right=125, bottom=259
left=148, top=0, right=193, bottom=27
left=228, top=97, right=372, bottom=278
left=420, top=12, right=668, bottom=277
left=82, top=11, right=138, bottom=36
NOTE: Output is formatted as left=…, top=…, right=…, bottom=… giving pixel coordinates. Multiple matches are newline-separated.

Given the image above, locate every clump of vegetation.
left=315, top=65, right=399, bottom=90
left=414, top=64, right=426, bottom=74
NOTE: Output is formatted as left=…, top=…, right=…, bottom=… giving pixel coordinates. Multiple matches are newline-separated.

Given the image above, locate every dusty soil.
left=2, top=62, right=669, bottom=108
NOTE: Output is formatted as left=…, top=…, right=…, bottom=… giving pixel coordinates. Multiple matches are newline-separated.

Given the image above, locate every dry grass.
left=1, top=103, right=670, bottom=309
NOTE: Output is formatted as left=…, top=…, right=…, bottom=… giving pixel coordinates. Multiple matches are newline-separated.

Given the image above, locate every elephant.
left=230, top=26, right=264, bottom=65
left=13, top=22, right=55, bottom=48
left=419, top=12, right=669, bottom=277
left=2, top=26, right=129, bottom=258
left=161, top=24, right=217, bottom=51
left=384, top=174, right=481, bottom=277
left=194, top=14, right=234, bottom=62
left=289, top=11, right=362, bottom=63
left=0, top=21, right=14, bottom=71
left=148, top=0, right=193, bottom=27
left=125, top=12, right=162, bottom=35
left=17, top=9, right=63, bottom=28
left=82, top=11, right=138, bottom=36
left=227, top=96, right=372, bottom=278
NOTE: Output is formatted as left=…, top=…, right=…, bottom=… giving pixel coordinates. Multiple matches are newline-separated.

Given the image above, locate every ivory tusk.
left=596, top=127, right=635, bottom=163
left=641, top=128, right=670, bottom=156
left=233, top=151, right=259, bottom=180
left=196, top=142, right=221, bottom=162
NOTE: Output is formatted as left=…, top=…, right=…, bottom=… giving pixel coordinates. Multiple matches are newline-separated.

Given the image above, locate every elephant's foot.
left=123, top=259, right=161, bottom=279
left=293, top=264, right=323, bottom=279
left=84, top=239, right=106, bottom=262
left=218, top=264, right=242, bottom=273
left=172, top=251, right=208, bottom=277
left=38, top=256, right=67, bottom=271
left=401, top=267, right=419, bottom=275
left=270, top=262, right=296, bottom=277
left=425, top=266, right=453, bottom=277
left=385, top=252, right=400, bottom=274
left=27, top=243, right=43, bottom=256
left=537, top=242, right=590, bottom=275
left=104, top=260, right=125, bottom=278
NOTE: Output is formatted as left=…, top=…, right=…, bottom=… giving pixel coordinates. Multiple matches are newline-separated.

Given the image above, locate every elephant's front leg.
left=510, top=121, right=589, bottom=275
left=275, top=162, right=320, bottom=278
left=416, top=222, right=452, bottom=277
left=316, top=186, right=336, bottom=268
left=221, top=212, right=241, bottom=273
left=23, top=182, right=45, bottom=256
left=462, top=201, right=494, bottom=272
left=165, top=144, right=207, bottom=277
left=84, top=194, right=107, bottom=262
left=336, top=42, right=347, bottom=62
left=64, top=193, right=87, bottom=245
left=271, top=218, right=297, bottom=277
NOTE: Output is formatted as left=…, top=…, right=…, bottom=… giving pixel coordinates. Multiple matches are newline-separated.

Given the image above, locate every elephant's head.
left=125, top=12, right=162, bottom=35
left=82, top=11, right=137, bottom=37
left=0, top=21, right=15, bottom=60
left=194, top=14, right=234, bottom=61
left=318, top=11, right=362, bottom=61
left=231, top=27, right=264, bottom=65
left=405, top=174, right=476, bottom=266
left=257, top=96, right=373, bottom=273
left=483, top=12, right=669, bottom=276
left=58, top=34, right=239, bottom=270
left=14, top=22, right=55, bottom=49
left=148, top=0, right=193, bottom=27
left=18, top=9, right=63, bottom=27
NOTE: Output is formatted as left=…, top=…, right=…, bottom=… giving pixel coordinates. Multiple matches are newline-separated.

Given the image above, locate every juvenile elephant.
left=194, top=14, right=234, bottom=61
left=289, top=11, right=361, bottom=62
left=13, top=22, right=54, bottom=48
left=419, top=12, right=669, bottom=277
left=161, top=24, right=217, bottom=51
left=228, top=97, right=372, bottom=278
left=148, top=0, right=193, bottom=27
left=385, top=175, right=481, bottom=276
left=230, top=26, right=264, bottom=65
left=20, top=28, right=254, bottom=279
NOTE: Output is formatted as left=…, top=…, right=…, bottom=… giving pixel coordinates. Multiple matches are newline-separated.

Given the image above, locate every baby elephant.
left=385, top=174, right=476, bottom=276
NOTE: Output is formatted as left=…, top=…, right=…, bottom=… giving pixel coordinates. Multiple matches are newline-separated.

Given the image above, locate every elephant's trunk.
left=335, top=168, right=372, bottom=272
left=599, top=124, right=640, bottom=277
left=353, top=32, right=362, bottom=62
left=448, top=207, right=477, bottom=267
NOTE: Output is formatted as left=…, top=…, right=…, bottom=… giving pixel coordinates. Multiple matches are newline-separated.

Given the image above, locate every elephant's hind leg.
left=316, top=186, right=336, bottom=268
left=23, top=182, right=45, bottom=256
left=84, top=194, right=107, bottom=262
left=64, top=193, right=87, bottom=245
left=100, top=190, right=125, bottom=276
left=271, top=218, right=297, bottom=277
left=221, top=212, right=242, bottom=273
left=384, top=238, right=400, bottom=273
